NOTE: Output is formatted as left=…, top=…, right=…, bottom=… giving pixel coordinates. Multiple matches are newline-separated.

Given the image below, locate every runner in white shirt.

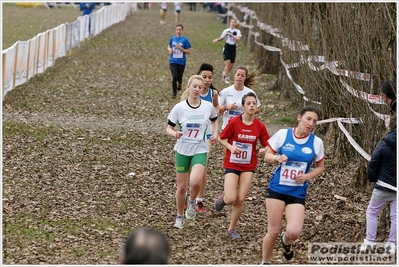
left=218, top=65, right=261, bottom=130
left=166, top=75, right=218, bottom=229
left=159, top=2, right=168, bottom=24
left=212, top=19, right=242, bottom=83
left=174, top=2, right=182, bottom=23
left=179, top=63, right=220, bottom=214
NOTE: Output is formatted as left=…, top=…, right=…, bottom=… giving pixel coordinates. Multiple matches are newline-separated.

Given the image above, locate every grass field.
left=2, top=3, right=81, bottom=49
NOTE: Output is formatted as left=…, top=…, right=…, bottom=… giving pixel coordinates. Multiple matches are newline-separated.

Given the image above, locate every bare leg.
left=188, top=164, right=205, bottom=202
left=228, top=172, right=253, bottom=231
left=197, top=141, right=211, bottom=199
left=284, top=204, right=305, bottom=242
left=262, top=198, right=285, bottom=262
left=176, top=172, right=189, bottom=215
left=224, top=59, right=231, bottom=79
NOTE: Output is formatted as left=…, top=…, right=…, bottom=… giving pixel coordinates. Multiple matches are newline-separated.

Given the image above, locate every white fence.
left=2, top=3, right=132, bottom=100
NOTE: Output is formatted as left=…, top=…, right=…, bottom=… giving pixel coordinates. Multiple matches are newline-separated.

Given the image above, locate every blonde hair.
left=180, top=75, right=204, bottom=101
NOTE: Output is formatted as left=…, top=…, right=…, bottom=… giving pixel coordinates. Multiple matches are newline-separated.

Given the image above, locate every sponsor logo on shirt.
left=187, top=115, right=204, bottom=120
left=302, top=147, right=313, bottom=154
left=282, top=143, right=295, bottom=152
left=238, top=134, right=256, bottom=141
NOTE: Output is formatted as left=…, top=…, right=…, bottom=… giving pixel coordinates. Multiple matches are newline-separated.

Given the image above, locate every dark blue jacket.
left=80, top=2, right=96, bottom=16
left=367, top=127, right=397, bottom=192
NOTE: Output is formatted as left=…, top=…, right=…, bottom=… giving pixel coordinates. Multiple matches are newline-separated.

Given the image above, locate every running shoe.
left=228, top=229, right=241, bottom=239
left=385, top=242, right=396, bottom=255
left=224, top=78, right=230, bottom=84
left=360, top=238, right=376, bottom=252
left=215, top=193, right=225, bottom=212
left=174, top=215, right=184, bottom=229
left=185, top=201, right=196, bottom=220
left=195, top=200, right=206, bottom=213
left=281, top=232, right=294, bottom=260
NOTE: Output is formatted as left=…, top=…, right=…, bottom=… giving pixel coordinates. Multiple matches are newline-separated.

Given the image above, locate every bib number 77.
left=188, top=129, right=199, bottom=138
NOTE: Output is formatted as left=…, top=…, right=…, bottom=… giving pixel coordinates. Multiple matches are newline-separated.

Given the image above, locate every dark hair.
left=241, top=92, right=257, bottom=105
left=176, top=24, right=184, bottom=29
left=298, top=106, right=321, bottom=119
left=234, top=65, right=258, bottom=88
left=379, top=80, right=396, bottom=114
left=122, top=227, right=170, bottom=264
left=197, top=63, right=217, bottom=91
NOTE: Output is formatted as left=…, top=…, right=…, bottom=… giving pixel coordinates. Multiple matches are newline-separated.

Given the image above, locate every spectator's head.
left=119, top=227, right=170, bottom=264
left=379, top=80, right=396, bottom=114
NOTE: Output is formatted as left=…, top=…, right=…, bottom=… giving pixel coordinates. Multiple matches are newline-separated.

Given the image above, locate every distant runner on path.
left=212, top=18, right=242, bottom=84
left=167, top=24, right=191, bottom=98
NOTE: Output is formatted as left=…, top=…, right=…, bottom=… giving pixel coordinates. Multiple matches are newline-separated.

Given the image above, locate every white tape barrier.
left=317, top=117, right=371, bottom=162
left=317, top=117, right=371, bottom=161
left=340, top=78, right=390, bottom=128
left=230, top=4, right=389, bottom=113
left=225, top=5, right=393, bottom=169
left=318, top=117, right=396, bottom=192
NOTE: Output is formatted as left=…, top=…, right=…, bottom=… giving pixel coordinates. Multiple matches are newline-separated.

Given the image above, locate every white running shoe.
left=174, top=215, right=184, bottom=229
left=224, top=78, right=230, bottom=84
left=385, top=242, right=396, bottom=255
left=185, top=202, right=196, bottom=220
left=360, top=239, right=376, bottom=252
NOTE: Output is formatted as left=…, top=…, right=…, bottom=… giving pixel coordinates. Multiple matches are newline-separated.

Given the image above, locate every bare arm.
left=166, top=125, right=183, bottom=139
left=212, top=37, right=223, bottom=43
left=295, top=160, right=325, bottom=184
left=218, top=136, right=242, bottom=155
left=210, top=119, right=218, bottom=144
left=175, top=43, right=190, bottom=55
left=212, top=89, right=220, bottom=114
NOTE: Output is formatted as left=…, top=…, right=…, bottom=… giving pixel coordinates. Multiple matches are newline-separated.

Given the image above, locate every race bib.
left=181, top=123, right=203, bottom=143
left=229, top=141, right=252, bottom=164
left=279, top=161, right=307, bottom=186
left=228, top=110, right=241, bottom=116
left=172, top=47, right=183, bottom=58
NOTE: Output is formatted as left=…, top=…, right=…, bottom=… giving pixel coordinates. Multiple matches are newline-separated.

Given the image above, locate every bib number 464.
left=282, top=169, right=304, bottom=180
